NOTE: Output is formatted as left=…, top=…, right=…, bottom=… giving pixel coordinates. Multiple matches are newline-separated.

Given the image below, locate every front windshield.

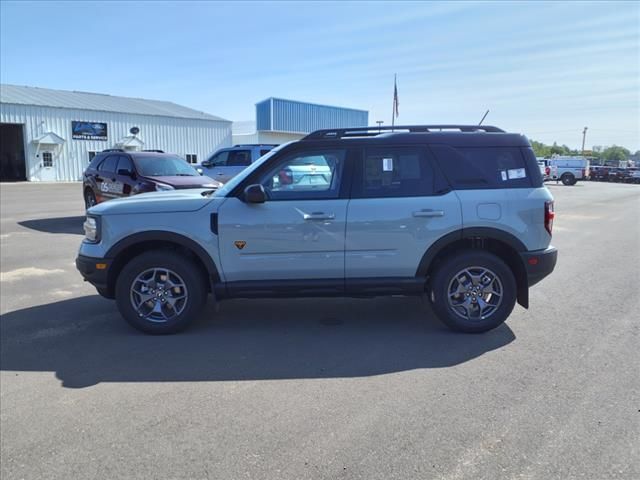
left=134, top=156, right=199, bottom=177
left=214, top=142, right=293, bottom=197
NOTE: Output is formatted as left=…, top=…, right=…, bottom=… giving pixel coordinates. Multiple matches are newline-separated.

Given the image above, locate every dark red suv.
left=83, top=150, right=222, bottom=208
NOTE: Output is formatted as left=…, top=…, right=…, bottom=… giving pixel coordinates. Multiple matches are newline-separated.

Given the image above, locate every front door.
left=38, top=150, right=57, bottom=181
left=217, top=148, right=349, bottom=282
left=203, top=149, right=252, bottom=183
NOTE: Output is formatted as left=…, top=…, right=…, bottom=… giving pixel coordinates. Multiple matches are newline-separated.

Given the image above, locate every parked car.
left=199, top=144, right=278, bottom=183
left=83, top=150, right=222, bottom=208
left=76, top=124, right=557, bottom=335
left=606, top=167, right=623, bottom=182
left=537, top=159, right=550, bottom=181
left=548, top=156, right=590, bottom=185
left=626, top=168, right=640, bottom=184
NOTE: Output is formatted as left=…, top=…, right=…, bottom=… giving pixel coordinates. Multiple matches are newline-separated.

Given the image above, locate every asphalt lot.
left=1, top=181, right=639, bottom=480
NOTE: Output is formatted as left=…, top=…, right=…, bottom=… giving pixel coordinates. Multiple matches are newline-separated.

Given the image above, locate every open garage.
left=0, top=123, right=26, bottom=181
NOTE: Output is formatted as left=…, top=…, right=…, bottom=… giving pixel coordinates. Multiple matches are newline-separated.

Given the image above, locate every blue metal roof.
left=256, top=97, right=368, bottom=133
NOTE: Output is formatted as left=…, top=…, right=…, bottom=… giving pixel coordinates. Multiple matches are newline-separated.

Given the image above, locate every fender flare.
left=415, top=227, right=527, bottom=277
left=105, top=231, right=220, bottom=282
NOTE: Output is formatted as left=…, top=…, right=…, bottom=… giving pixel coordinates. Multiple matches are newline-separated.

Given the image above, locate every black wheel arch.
left=105, top=231, right=221, bottom=296
left=416, top=227, right=530, bottom=308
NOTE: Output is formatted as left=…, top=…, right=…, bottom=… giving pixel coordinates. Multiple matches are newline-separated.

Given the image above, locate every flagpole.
left=391, top=74, right=396, bottom=130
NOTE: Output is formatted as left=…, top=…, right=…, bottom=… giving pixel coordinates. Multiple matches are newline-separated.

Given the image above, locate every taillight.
left=545, top=166, right=550, bottom=176
left=545, top=201, right=555, bottom=235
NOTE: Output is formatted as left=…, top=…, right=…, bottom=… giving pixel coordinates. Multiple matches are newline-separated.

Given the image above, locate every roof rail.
left=141, top=149, right=165, bottom=153
left=302, top=125, right=505, bottom=141
left=233, top=144, right=278, bottom=147
left=102, top=148, right=125, bottom=152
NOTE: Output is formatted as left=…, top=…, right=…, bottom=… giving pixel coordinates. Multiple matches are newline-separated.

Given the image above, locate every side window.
left=357, top=147, right=434, bottom=198
left=116, top=155, right=134, bottom=175
left=431, top=145, right=532, bottom=189
left=210, top=151, right=229, bottom=167
left=259, top=149, right=346, bottom=200
left=98, top=155, right=118, bottom=173
left=227, top=150, right=252, bottom=167
left=42, top=152, right=53, bottom=168
left=88, top=151, right=97, bottom=163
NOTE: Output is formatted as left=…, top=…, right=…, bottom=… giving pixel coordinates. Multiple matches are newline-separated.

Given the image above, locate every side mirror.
left=243, top=184, right=267, bottom=204
left=201, top=160, right=212, bottom=168
left=117, top=169, right=134, bottom=177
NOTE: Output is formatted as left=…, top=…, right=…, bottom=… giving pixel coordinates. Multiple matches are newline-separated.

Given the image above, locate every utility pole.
left=581, top=126, right=588, bottom=155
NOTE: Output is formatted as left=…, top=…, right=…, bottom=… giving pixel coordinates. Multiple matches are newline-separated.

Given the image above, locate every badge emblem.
left=234, top=240, right=246, bottom=250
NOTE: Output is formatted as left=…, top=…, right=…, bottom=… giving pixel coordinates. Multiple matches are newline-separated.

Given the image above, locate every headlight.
left=83, top=216, right=100, bottom=243
left=155, top=183, right=175, bottom=192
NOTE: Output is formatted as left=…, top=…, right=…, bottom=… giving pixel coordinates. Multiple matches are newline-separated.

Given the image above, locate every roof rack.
left=102, top=148, right=125, bottom=152
left=141, top=149, right=165, bottom=153
left=233, top=144, right=278, bottom=147
left=302, top=125, right=505, bottom=141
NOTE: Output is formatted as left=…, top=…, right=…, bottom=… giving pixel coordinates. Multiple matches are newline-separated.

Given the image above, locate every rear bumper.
left=76, top=254, right=113, bottom=296
left=521, top=246, right=557, bottom=287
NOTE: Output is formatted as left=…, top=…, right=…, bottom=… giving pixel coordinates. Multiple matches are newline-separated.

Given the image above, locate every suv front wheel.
left=430, top=250, right=517, bottom=333
left=115, top=250, right=207, bottom=334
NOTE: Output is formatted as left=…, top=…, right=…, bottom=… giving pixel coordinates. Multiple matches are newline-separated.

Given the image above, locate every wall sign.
left=72, top=121, right=108, bottom=141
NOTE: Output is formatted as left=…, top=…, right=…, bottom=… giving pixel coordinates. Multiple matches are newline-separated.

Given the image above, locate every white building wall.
left=0, top=103, right=232, bottom=181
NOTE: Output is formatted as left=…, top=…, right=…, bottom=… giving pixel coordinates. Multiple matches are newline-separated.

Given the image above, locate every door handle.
left=303, top=212, right=335, bottom=221
left=413, top=209, right=444, bottom=218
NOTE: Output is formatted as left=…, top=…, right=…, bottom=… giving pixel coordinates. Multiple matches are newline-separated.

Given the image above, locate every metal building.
left=0, top=84, right=232, bottom=182
left=232, top=97, right=368, bottom=145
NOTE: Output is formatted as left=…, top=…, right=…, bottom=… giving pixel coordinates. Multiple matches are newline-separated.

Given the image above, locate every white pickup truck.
left=548, top=157, right=590, bottom=186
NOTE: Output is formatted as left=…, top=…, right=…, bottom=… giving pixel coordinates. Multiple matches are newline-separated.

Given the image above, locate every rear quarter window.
left=429, top=145, right=541, bottom=189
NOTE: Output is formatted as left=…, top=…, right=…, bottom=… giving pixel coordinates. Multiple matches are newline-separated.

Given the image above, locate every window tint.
left=98, top=155, right=118, bottom=173
left=134, top=155, right=199, bottom=177
left=430, top=145, right=533, bottom=189
left=357, top=147, right=434, bottom=198
left=259, top=149, right=345, bottom=200
left=210, top=151, right=229, bottom=167
left=227, top=150, right=252, bottom=167
left=88, top=151, right=97, bottom=163
left=116, top=155, right=134, bottom=174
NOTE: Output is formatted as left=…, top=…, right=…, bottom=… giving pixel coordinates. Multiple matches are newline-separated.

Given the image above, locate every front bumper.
left=76, top=254, right=113, bottom=296
left=521, top=246, right=558, bottom=287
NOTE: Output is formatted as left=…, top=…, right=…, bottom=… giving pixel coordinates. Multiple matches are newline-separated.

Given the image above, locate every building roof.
left=257, top=97, right=368, bottom=114
left=0, top=84, right=229, bottom=122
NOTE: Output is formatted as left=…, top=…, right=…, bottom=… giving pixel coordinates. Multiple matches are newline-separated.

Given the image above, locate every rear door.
left=217, top=147, right=350, bottom=283
left=95, top=155, right=119, bottom=201
left=345, top=146, right=462, bottom=281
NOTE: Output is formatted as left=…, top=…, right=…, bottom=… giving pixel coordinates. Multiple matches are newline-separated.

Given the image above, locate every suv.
left=76, top=125, right=557, bottom=334
left=83, top=150, right=221, bottom=208
left=199, top=144, right=278, bottom=183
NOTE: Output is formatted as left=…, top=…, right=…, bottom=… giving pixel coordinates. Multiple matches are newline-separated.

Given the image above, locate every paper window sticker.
left=501, top=170, right=508, bottom=181
left=382, top=157, right=394, bottom=171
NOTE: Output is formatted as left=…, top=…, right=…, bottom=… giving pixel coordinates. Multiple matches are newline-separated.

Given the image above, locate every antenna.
left=478, top=109, right=490, bottom=125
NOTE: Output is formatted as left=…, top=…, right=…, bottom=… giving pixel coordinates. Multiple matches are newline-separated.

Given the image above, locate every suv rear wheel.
left=430, top=250, right=516, bottom=333
left=115, top=250, right=207, bottom=334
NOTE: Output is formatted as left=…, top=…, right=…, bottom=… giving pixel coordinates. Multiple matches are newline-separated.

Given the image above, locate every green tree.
left=601, top=145, right=630, bottom=163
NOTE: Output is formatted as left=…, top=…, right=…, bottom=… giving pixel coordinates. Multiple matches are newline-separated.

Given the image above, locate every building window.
left=186, top=154, right=197, bottom=164
left=42, top=152, right=53, bottom=168
left=88, top=151, right=97, bottom=162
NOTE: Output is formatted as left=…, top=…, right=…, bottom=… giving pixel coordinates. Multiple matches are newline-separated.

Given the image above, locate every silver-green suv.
left=76, top=125, right=557, bottom=334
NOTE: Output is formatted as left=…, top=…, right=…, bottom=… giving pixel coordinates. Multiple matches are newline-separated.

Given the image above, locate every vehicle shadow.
left=18, top=216, right=85, bottom=235
left=0, top=295, right=515, bottom=388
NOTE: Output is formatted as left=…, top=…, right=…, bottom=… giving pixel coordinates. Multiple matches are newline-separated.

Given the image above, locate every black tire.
left=561, top=173, right=576, bottom=186
left=84, top=189, right=97, bottom=210
left=115, top=250, right=207, bottom=334
left=430, top=250, right=517, bottom=333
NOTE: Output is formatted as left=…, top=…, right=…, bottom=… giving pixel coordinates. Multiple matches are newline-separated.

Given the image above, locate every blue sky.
left=1, top=1, right=638, bottom=150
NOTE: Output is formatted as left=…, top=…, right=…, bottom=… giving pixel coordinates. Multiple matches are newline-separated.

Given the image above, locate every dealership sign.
left=72, top=121, right=108, bottom=141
